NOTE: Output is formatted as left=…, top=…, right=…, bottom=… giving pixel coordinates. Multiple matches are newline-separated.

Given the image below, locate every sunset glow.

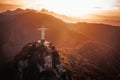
left=22, top=0, right=115, bottom=17
left=0, top=0, right=119, bottom=26
left=0, top=0, right=116, bottom=17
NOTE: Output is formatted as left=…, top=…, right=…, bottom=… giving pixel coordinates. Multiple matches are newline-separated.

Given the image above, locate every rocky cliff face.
left=14, top=40, right=72, bottom=80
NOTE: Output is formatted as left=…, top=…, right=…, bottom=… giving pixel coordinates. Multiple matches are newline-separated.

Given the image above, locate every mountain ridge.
left=0, top=8, right=120, bottom=80
left=0, top=9, right=120, bottom=60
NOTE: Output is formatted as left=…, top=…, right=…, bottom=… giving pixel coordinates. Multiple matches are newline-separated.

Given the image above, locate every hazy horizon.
left=0, top=0, right=120, bottom=26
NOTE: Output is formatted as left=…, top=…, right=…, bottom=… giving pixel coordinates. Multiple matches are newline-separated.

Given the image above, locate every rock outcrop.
left=15, top=39, right=72, bottom=80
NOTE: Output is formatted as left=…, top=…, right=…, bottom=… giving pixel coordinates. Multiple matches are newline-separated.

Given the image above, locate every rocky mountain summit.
left=15, top=39, right=72, bottom=80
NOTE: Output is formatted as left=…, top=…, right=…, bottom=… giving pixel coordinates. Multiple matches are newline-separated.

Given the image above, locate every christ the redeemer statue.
left=38, top=26, right=47, bottom=40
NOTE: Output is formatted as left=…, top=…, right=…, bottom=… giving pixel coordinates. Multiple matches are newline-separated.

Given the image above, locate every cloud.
left=0, top=3, right=22, bottom=12
left=115, top=4, right=120, bottom=10
left=89, top=10, right=120, bottom=26
left=114, top=0, right=120, bottom=8
left=93, top=6, right=102, bottom=9
left=95, top=14, right=120, bottom=22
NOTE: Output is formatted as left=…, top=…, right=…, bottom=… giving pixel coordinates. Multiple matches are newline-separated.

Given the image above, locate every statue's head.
left=37, top=40, right=41, bottom=43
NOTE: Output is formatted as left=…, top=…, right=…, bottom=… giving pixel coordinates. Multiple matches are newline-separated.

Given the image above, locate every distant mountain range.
left=0, top=9, right=87, bottom=62
left=1, top=8, right=82, bottom=23
left=0, top=8, right=120, bottom=80
left=1, top=8, right=37, bottom=15
left=39, top=8, right=83, bottom=23
left=0, top=8, right=120, bottom=61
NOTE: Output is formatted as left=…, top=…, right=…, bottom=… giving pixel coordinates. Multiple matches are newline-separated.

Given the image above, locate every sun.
left=23, top=0, right=115, bottom=18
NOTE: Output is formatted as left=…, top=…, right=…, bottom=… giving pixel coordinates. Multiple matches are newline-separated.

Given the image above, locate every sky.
left=0, top=0, right=120, bottom=26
